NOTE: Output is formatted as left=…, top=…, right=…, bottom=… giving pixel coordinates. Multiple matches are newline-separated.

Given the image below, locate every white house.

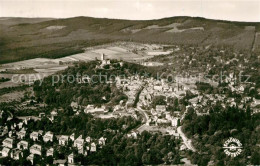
left=71, top=102, right=79, bottom=111
left=98, top=137, right=106, bottom=146
left=17, top=140, right=28, bottom=150
left=1, top=147, right=10, bottom=157
left=68, top=153, right=74, bottom=164
left=8, top=131, right=12, bottom=137
left=50, top=110, right=58, bottom=121
left=2, top=138, right=13, bottom=148
left=46, top=148, right=54, bottom=157
left=18, top=122, right=23, bottom=129
left=17, top=129, right=26, bottom=139
left=27, top=154, right=34, bottom=165
left=10, top=148, right=23, bottom=160
left=90, top=142, right=96, bottom=152
left=156, top=105, right=166, bottom=114
left=58, top=135, right=69, bottom=146
left=53, top=159, right=66, bottom=166
left=171, top=118, right=179, bottom=127
left=43, top=131, right=53, bottom=142
left=30, top=131, right=39, bottom=141
left=74, top=135, right=84, bottom=149
left=85, top=136, right=91, bottom=143
left=30, top=144, right=42, bottom=156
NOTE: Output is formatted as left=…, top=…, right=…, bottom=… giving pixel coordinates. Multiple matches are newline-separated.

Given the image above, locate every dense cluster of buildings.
left=0, top=114, right=106, bottom=165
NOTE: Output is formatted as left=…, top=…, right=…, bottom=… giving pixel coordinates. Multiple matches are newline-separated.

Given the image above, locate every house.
left=90, top=142, right=96, bottom=152
left=30, top=131, right=39, bottom=141
left=74, top=135, right=84, bottom=149
left=70, top=133, right=75, bottom=141
left=10, top=148, right=23, bottom=160
left=46, top=148, right=54, bottom=157
left=0, top=126, right=8, bottom=137
left=157, top=118, right=170, bottom=125
left=17, top=129, right=26, bottom=139
left=85, top=107, right=106, bottom=114
left=27, top=154, right=34, bottom=165
left=18, top=122, right=23, bottom=129
left=166, top=129, right=180, bottom=139
left=30, top=144, right=42, bottom=156
left=85, top=136, right=91, bottom=143
left=2, top=138, right=13, bottom=148
left=171, top=118, right=179, bottom=127
left=78, top=146, right=88, bottom=156
left=53, top=159, right=66, bottom=166
left=59, top=135, right=69, bottom=146
left=68, top=153, right=74, bottom=164
left=17, top=140, right=28, bottom=150
left=156, top=105, right=166, bottom=114
left=8, top=131, right=12, bottom=137
left=43, top=131, right=53, bottom=142
left=127, top=131, right=138, bottom=139
left=1, top=147, right=10, bottom=157
left=98, top=137, right=106, bottom=146
left=154, top=85, right=163, bottom=91
left=50, top=110, right=58, bottom=121
left=70, top=102, right=79, bottom=111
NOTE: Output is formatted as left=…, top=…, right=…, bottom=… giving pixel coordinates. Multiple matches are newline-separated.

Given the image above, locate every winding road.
left=177, top=126, right=196, bottom=152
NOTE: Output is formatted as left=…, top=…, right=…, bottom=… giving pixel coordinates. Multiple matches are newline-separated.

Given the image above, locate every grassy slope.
left=0, top=16, right=260, bottom=64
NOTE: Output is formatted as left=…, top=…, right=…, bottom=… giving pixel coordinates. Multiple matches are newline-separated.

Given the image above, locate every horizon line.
left=1, top=15, right=260, bottom=24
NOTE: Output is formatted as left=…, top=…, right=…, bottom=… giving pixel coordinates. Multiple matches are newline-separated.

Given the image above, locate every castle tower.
left=101, top=53, right=105, bottom=61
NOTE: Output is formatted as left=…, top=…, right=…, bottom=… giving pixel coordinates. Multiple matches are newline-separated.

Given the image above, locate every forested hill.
left=182, top=106, right=260, bottom=165
left=33, top=60, right=154, bottom=107
left=1, top=16, right=260, bottom=64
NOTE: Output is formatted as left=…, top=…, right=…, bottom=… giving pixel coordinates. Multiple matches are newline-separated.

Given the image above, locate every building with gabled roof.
left=58, top=135, right=69, bottom=146
left=10, top=148, right=23, bottom=160
left=2, top=137, right=13, bottom=148
left=17, top=140, right=28, bottom=150
left=1, top=147, right=10, bottom=157
left=46, top=148, right=54, bottom=157
left=74, top=135, right=84, bottom=149
left=85, top=136, right=91, bottom=143
left=98, top=137, right=106, bottom=146
left=17, top=129, right=26, bottom=139
left=30, top=144, right=42, bottom=156
left=90, top=142, right=96, bottom=152
left=68, top=153, right=74, bottom=164
left=30, top=131, right=39, bottom=141
left=53, top=159, right=66, bottom=166
left=43, top=131, right=53, bottom=142
left=27, top=154, right=34, bottom=165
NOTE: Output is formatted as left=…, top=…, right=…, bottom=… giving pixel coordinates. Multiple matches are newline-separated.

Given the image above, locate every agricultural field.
left=0, top=42, right=173, bottom=88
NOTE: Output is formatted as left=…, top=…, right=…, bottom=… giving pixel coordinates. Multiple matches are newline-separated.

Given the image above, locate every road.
left=137, top=105, right=149, bottom=123
left=177, top=126, right=196, bottom=152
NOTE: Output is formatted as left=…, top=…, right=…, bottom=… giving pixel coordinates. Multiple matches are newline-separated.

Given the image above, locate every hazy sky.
left=1, top=0, right=260, bottom=22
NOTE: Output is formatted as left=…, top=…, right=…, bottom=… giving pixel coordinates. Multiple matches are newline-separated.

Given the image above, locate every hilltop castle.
left=101, top=53, right=110, bottom=67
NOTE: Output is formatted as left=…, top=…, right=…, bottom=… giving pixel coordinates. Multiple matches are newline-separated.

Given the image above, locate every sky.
left=0, top=0, right=260, bottom=22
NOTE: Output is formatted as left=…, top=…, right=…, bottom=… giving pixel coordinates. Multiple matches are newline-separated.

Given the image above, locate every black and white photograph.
left=0, top=0, right=260, bottom=165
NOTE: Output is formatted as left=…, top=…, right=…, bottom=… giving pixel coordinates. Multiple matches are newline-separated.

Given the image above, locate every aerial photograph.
left=0, top=0, right=260, bottom=165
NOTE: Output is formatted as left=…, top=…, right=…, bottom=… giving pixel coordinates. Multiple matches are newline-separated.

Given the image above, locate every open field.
left=0, top=42, right=172, bottom=88
left=0, top=90, right=25, bottom=103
